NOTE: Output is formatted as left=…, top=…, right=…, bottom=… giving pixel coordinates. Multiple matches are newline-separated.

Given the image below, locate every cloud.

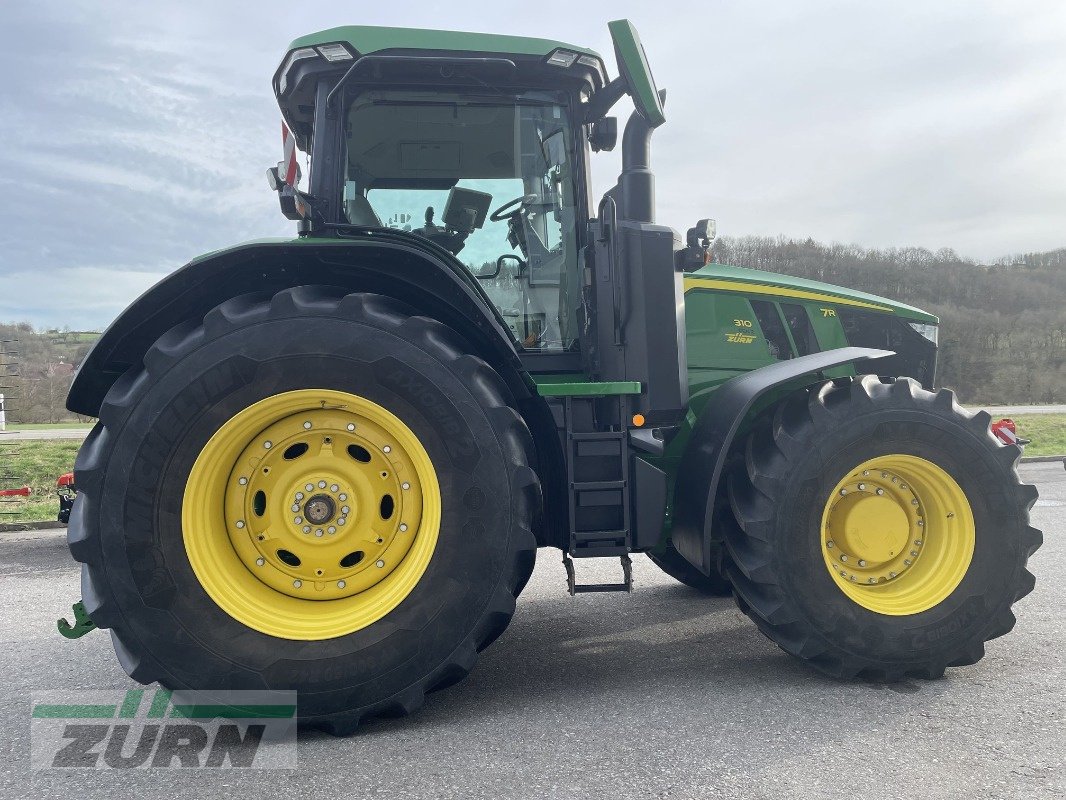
left=1, top=0, right=1064, bottom=329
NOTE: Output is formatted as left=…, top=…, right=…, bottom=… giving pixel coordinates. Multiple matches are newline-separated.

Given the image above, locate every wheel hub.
left=820, top=455, right=975, bottom=615
left=303, top=493, right=337, bottom=525
left=225, top=407, right=425, bottom=601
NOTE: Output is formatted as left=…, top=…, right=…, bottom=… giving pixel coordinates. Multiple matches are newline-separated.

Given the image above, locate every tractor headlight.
left=546, top=49, right=579, bottom=67
left=277, top=47, right=319, bottom=95
left=316, top=43, right=354, bottom=62
left=908, top=322, right=938, bottom=345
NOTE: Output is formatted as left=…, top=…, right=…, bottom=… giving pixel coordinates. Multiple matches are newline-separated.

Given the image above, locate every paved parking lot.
left=0, top=462, right=1062, bottom=799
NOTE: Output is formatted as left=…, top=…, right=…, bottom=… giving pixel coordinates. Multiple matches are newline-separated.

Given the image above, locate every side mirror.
left=589, top=117, right=618, bottom=152
left=608, top=19, right=666, bottom=128
left=687, top=218, right=716, bottom=247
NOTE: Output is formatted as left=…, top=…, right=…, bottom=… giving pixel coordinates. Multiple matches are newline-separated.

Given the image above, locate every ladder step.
left=571, top=480, right=626, bottom=492
left=570, top=431, right=626, bottom=441
left=572, top=583, right=631, bottom=594
left=562, top=554, right=633, bottom=596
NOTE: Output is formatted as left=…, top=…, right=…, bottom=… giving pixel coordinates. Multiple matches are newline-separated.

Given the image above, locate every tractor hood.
left=686, top=262, right=938, bottom=324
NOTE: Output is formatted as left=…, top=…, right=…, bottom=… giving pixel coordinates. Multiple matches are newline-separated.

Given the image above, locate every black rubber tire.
left=724, top=375, right=1042, bottom=681
left=68, top=287, right=539, bottom=733
left=647, top=545, right=732, bottom=595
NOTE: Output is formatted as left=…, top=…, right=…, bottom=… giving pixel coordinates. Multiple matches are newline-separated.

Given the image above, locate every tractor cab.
left=272, top=22, right=690, bottom=427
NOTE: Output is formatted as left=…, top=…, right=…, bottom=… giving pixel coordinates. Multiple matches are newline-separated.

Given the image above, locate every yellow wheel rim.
left=820, top=455, right=975, bottom=616
left=182, top=389, right=441, bottom=640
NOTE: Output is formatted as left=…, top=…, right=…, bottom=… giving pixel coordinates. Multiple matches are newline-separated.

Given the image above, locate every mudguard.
left=671, top=347, right=893, bottom=576
left=67, top=234, right=524, bottom=416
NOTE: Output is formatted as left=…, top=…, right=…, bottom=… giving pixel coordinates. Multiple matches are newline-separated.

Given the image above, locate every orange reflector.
left=632, top=414, right=645, bottom=427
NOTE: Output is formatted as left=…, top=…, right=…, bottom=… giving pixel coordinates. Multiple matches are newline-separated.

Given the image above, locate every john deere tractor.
left=64, top=20, right=1041, bottom=733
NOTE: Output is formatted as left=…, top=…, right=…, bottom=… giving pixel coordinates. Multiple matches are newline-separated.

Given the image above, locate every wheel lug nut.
left=296, top=492, right=304, bottom=500
left=904, top=559, right=912, bottom=566
left=840, top=489, right=848, bottom=496
left=294, top=516, right=302, bottom=524
left=263, top=441, right=272, bottom=449
left=337, top=580, right=346, bottom=589
left=917, top=520, right=924, bottom=527
left=318, top=481, right=327, bottom=489
left=858, top=559, right=867, bottom=567
left=889, top=571, right=897, bottom=578
left=383, top=446, right=392, bottom=454
left=849, top=575, right=857, bottom=582
left=827, top=540, right=835, bottom=548
left=876, top=488, right=885, bottom=496
left=402, top=482, right=411, bottom=491
left=255, top=557, right=265, bottom=566
left=868, top=577, right=877, bottom=584
left=862, top=470, right=870, bottom=477
left=910, top=550, right=918, bottom=557
left=303, top=421, right=312, bottom=429
left=399, top=523, right=408, bottom=532
left=840, top=554, right=848, bottom=562
left=238, top=477, right=248, bottom=486
left=330, top=484, right=339, bottom=493
left=303, top=526, right=311, bottom=533
left=305, top=484, right=314, bottom=492
left=291, top=504, right=300, bottom=513
left=293, top=580, right=302, bottom=588
left=339, top=493, right=347, bottom=501
left=342, top=506, right=350, bottom=515
left=914, top=539, right=922, bottom=546
left=338, top=517, right=346, bottom=525
left=858, top=483, right=866, bottom=491
left=375, top=559, right=385, bottom=568
left=316, top=529, right=324, bottom=537
left=912, top=499, right=919, bottom=506
left=235, top=520, right=245, bottom=529
left=327, top=526, right=336, bottom=534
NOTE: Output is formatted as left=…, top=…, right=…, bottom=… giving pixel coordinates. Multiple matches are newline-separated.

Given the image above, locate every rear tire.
left=68, top=287, right=539, bottom=732
left=724, top=375, right=1041, bottom=680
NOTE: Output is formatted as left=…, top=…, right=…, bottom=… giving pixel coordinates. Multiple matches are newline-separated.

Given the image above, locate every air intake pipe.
left=618, top=88, right=666, bottom=224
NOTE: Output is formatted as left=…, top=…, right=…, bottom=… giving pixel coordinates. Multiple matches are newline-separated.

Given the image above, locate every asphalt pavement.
left=0, top=462, right=1062, bottom=799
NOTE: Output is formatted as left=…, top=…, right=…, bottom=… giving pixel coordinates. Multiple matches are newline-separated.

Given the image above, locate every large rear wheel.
left=69, top=287, right=539, bottom=732
left=724, top=375, right=1041, bottom=680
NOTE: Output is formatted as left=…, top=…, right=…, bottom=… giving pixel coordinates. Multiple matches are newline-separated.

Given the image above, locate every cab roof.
left=287, top=24, right=602, bottom=63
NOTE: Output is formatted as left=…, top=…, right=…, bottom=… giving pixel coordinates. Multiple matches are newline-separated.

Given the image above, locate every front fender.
left=67, top=234, right=522, bottom=416
left=670, top=347, right=893, bottom=575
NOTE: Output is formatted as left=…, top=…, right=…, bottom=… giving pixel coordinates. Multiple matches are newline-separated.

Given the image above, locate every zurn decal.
left=30, top=689, right=297, bottom=769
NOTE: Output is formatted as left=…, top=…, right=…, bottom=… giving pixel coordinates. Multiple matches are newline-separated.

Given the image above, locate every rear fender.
left=67, top=236, right=523, bottom=416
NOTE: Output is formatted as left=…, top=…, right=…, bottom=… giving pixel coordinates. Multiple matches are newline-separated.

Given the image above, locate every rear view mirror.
left=608, top=20, right=666, bottom=128
left=589, top=117, right=617, bottom=152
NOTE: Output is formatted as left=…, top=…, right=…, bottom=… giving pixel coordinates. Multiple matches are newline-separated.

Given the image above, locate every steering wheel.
left=489, top=194, right=537, bottom=222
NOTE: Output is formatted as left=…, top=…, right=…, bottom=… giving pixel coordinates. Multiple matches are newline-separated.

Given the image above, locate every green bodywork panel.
left=686, top=262, right=938, bottom=324
left=533, top=377, right=641, bottom=397
left=287, top=25, right=602, bottom=62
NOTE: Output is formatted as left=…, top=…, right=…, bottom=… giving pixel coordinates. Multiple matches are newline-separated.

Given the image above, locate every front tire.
left=69, top=287, right=539, bottom=732
left=724, top=376, right=1041, bottom=680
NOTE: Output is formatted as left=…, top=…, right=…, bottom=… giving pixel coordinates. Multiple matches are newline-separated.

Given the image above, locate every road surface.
left=0, top=462, right=1061, bottom=798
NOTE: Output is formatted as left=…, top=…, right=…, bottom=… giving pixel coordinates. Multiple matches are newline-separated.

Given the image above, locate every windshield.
left=343, top=90, right=581, bottom=351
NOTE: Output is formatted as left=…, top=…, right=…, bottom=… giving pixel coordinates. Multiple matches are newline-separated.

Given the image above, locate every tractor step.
left=562, top=554, right=633, bottom=596
left=551, top=395, right=633, bottom=558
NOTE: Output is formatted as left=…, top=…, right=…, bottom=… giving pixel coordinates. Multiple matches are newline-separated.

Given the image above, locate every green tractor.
left=65, top=20, right=1041, bottom=733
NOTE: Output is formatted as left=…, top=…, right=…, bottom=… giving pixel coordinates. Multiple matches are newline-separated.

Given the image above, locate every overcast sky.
left=1, top=1, right=1064, bottom=330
